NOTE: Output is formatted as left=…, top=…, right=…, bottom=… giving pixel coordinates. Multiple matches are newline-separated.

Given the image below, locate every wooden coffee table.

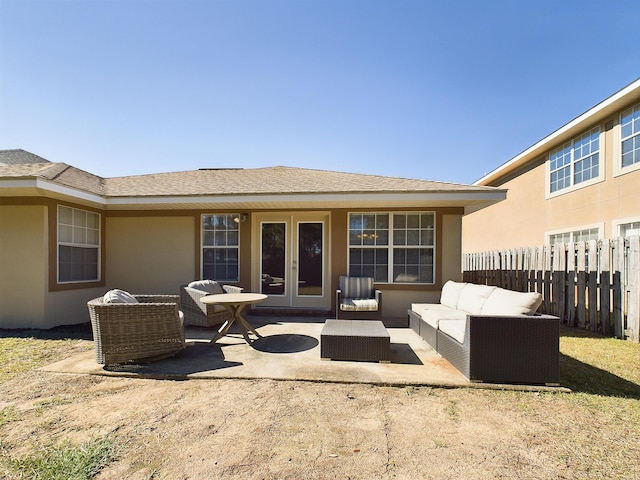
left=320, top=319, right=391, bottom=363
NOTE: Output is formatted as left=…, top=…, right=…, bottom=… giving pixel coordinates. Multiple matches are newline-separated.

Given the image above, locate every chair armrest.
left=223, top=285, right=244, bottom=294
left=373, top=289, right=382, bottom=304
left=134, top=294, right=180, bottom=304
left=466, top=314, right=559, bottom=383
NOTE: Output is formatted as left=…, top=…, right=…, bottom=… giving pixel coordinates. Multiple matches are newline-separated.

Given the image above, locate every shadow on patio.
left=39, top=316, right=569, bottom=391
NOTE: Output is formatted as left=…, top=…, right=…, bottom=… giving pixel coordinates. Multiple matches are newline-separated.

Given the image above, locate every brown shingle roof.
left=1, top=150, right=500, bottom=201
left=103, top=166, right=495, bottom=197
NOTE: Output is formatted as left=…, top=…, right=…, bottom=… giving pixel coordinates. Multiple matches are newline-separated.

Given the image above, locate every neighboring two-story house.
left=463, top=78, right=640, bottom=253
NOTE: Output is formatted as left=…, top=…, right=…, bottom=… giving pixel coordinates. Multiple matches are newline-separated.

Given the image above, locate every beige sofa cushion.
left=457, top=284, right=496, bottom=314
left=438, top=319, right=466, bottom=343
left=481, top=288, right=543, bottom=315
left=440, top=280, right=468, bottom=309
left=419, top=307, right=467, bottom=329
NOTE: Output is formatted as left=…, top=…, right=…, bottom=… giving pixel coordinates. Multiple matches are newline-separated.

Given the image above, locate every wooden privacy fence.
left=463, top=236, right=640, bottom=343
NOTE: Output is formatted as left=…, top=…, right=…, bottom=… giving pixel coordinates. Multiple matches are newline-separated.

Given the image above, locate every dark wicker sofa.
left=409, top=310, right=559, bottom=384
left=408, top=281, right=560, bottom=385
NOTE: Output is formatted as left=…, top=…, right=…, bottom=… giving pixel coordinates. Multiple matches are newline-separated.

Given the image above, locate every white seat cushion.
left=418, top=307, right=467, bottom=329
left=481, top=288, right=543, bottom=315
left=457, top=284, right=496, bottom=315
left=340, top=298, right=379, bottom=311
left=103, top=289, right=138, bottom=304
left=438, top=319, right=467, bottom=344
left=411, top=303, right=455, bottom=312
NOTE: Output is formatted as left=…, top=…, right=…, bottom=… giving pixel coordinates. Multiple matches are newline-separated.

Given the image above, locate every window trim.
left=545, top=223, right=603, bottom=244
left=347, top=211, right=436, bottom=285
left=546, top=127, right=604, bottom=199
left=614, top=102, right=640, bottom=178
left=613, top=216, right=640, bottom=238
left=200, top=213, right=241, bottom=282
left=51, top=203, right=104, bottom=291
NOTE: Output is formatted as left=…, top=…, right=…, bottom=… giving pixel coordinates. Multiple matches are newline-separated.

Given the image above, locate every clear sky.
left=1, top=0, right=639, bottom=184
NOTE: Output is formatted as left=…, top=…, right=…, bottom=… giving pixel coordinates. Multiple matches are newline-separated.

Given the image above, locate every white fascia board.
left=0, top=178, right=106, bottom=205
left=104, top=190, right=506, bottom=207
left=475, top=77, right=640, bottom=186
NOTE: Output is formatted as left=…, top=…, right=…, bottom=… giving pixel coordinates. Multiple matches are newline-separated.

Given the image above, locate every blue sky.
left=1, top=0, right=639, bottom=184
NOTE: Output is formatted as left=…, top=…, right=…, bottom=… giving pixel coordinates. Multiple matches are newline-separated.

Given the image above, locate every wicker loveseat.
left=179, top=280, right=243, bottom=327
left=408, top=281, right=559, bottom=385
left=87, top=291, right=185, bottom=365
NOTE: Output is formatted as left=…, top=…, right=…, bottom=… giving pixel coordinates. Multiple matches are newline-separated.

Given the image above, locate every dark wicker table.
left=321, top=319, right=391, bottom=363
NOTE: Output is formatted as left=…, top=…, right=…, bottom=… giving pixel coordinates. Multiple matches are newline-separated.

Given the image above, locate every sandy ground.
left=1, top=329, right=639, bottom=479
left=3, top=366, right=634, bottom=480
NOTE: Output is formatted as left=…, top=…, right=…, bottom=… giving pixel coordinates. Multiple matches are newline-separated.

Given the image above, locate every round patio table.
left=201, top=293, right=267, bottom=344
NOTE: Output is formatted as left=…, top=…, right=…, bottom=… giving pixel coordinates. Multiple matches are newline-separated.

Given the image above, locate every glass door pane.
left=261, top=222, right=286, bottom=295
left=297, top=222, right=323, bottom=296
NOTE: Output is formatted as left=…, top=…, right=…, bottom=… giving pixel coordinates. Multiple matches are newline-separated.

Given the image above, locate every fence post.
left=627, top=236, right=639, bottom=343
left=543, top=244, right=552, bottom=314
left=588, top=239, right=599, bottom=332
left=566, top=242, right=576, bottom=327
left=599, top=238, right=612, bottom=336
left=553, top=243, right=566, bottom=320
left=577, top=241, right=587, bottom=329
left=612, top=237, right=625, bottom=339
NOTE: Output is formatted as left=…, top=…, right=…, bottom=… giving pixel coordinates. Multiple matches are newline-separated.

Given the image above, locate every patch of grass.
left=559, top=326, right=640, bottom=398
left=34, top=398, right=72, bottom=416
left=0, top=337, right=90, bottom=383
left=445, top=400, right=459, bottom=420
left=0, top=407, right=17, bottom=427
left=6, top=437, right=119, bottom=480
left=432, top=438, right=448, bottom=448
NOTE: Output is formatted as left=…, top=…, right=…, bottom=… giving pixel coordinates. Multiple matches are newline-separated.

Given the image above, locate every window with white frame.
left=548, top=227, right=599, bottom=245
left=621, top=103, right=640, bottom=168
left=549, top=127, right=600, bottom=193
left=57, top=205, right=100, bottom=283
left=348, top=212, right=435, bottom=283
left=202, top=214, right=240, bottom=281
left=620, top=221, right=640, bottom=238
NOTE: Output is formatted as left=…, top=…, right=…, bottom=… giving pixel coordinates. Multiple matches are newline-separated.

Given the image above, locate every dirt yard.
left=1, top=334, right=639, bottom=479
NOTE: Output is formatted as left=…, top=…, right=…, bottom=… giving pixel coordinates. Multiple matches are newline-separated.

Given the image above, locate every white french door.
left=253, top=213, right=331, bottom=309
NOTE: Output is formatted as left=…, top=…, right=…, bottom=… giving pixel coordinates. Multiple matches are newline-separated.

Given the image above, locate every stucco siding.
left=464, top=161, right=549, bottom=252
left=464, top=111, right=640, bottom=254
left=0, top=205, right=48, bottom=328
left=106, top=216, right=195, bottom=295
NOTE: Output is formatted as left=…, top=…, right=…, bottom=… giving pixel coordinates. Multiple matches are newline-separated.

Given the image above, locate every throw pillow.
left=103, top=289, right=138, bottom=304
left=188, top=280, right=224, bottom=295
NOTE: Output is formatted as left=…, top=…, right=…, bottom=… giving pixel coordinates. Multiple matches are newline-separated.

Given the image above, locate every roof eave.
left=103, top=190, right=507, bottom=210
left=0, top=178, right=106, bottom=207
left=474, top=77, right=640, bottom=186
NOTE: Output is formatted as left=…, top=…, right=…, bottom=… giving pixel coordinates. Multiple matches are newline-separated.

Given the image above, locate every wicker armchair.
left=179, top=282, right=243, bottom=327
left=87, top=294, right=185, bottom=365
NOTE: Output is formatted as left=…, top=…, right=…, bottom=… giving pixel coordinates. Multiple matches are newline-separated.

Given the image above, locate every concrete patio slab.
left=40, top=317, right=569, bottom=392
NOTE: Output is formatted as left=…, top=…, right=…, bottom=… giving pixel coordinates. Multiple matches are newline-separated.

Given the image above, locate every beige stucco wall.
left=463, top=112, right=640, bottom=253
left=0, top=204, right=102, bottom=328
left=105, top=215, right=196, bottom=295
left=0, top=205, right=48, bottom=328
